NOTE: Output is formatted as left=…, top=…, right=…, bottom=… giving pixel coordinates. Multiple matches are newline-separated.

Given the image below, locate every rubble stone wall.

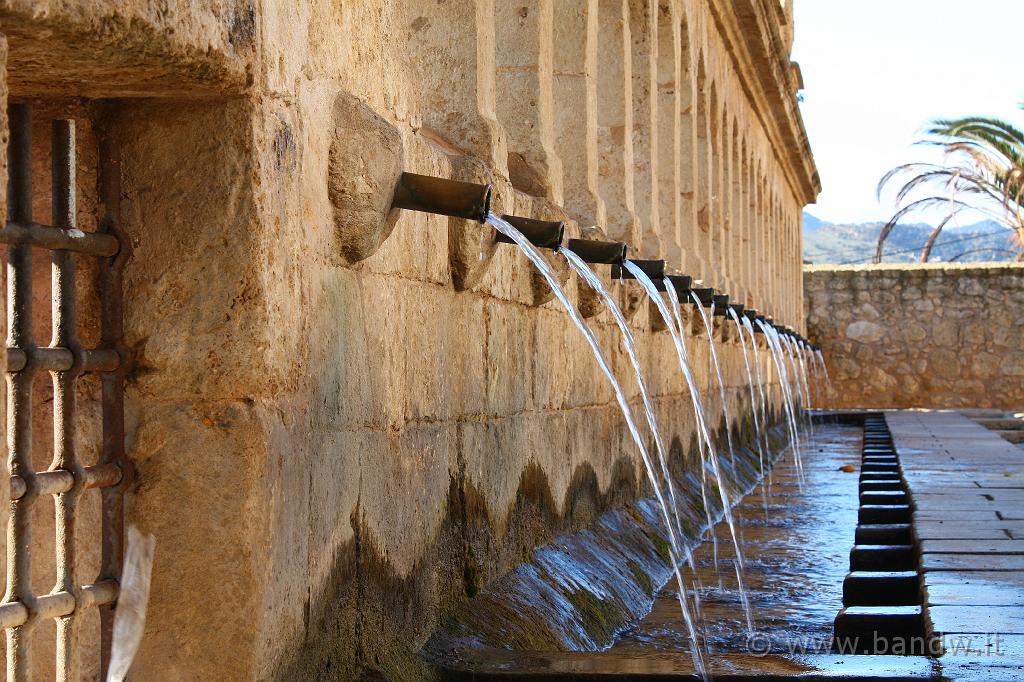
left=805, top=263, right=1024, bottom=410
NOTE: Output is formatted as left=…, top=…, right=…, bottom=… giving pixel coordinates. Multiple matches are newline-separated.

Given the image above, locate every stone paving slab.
left=930, top=606, right=1024, bottom=634
left=919, top=540, right=1024, bottom=554
left=922, top=554, right=1024, bottom=571
left=925, top=573, right=1024, bottom=607
left=887, top=411, right=1024, bottom=681
left=915, top=523, right=1012, bottom=540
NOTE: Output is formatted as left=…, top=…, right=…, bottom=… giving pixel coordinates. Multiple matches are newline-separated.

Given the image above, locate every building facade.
left=0, top=1, right=817, bottom=679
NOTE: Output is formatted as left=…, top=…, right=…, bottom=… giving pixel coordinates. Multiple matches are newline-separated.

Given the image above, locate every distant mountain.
left=802, top=212, right=1019, bottom=264
left=802, top=212, right=827, bottom=233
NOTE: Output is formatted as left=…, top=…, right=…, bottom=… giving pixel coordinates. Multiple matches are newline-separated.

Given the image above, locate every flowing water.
left=814, top=348, right=832, bottom=408
left=484, top=213, right=707, bottom=677
left=757, top=321, right=804, bottom=480
left=741, top=316, right=771, bottom=462
left=728, top=308, right=766, bottom=479
left=622, top=262, right=752, bottom=632
left=663, top=285, right=721, bottom=579
left=689, top=295, right=738, bottom=472
left=780, top=334, right=813, bottom=435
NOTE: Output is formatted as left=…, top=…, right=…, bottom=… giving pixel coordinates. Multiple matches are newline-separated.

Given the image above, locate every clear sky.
left=792, top=0, right=1024, bottom=225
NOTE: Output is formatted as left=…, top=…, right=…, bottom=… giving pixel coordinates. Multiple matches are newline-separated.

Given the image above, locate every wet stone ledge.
left=421, top=427, right=787, bottom=664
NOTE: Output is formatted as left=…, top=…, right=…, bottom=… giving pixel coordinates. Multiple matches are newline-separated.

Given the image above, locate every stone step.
left=998, top=430, right=1024, bottom=444
left=843, top=571, right=920, bottom=606
left=833, top=606, right=927, bottom=654
left=976, top=418, right=1024, bottom=430
left=860, top=490, right=908, bottom=505
left=860, top=480, right=904, bottom=493
left=856, top=524, right=913, bottom=545
left=850, top=544, right=917, bottom=571
left=860, top=505, right=912, bottom=524
left=862, top=471, right=902, bottom=481
left=862, top=462, right=901, bottom=474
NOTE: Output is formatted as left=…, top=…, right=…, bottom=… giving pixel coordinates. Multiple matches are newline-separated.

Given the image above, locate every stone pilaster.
left=496, top=0, right=564, bottom=201
left=596, top=0, right=638, bottom=244
left=552, top=0, right=606, bottom=228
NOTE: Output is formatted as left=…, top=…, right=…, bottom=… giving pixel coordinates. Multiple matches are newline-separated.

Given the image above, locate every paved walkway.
left=887, top=410, right=1024, bottom=682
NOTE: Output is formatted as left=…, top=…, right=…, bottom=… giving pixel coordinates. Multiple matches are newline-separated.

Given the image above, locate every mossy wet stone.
left=421, top=428, right=784, bottom=664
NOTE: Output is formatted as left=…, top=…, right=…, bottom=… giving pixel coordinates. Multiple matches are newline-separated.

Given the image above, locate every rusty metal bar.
left=5, top=101, right=36, bottom=682
left=11, top=463, right=123, bottom=501
left=0, top=582, right=118, bottom=630
left=0, top=221, right=119, bottom=257
left=0, top=603, right=28, bottom=630
left=97, top=110, right=131, bottom=676
left=6, top=346, right=119, bottom=373
left=2, top=105, right=129, bottom=679
left=50, top=117, right=84, bottom=681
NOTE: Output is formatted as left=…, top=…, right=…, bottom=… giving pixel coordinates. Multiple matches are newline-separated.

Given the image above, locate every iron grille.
left=0, top=103, right=130, bottom=680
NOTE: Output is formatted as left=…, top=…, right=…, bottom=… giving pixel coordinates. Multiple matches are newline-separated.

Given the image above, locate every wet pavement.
left=435, top=422, right=942, bottom=679
left=610, top=423, right=863, bottom=660
left=432, top=413, right=1024, bottom=680
left=889, top=411, right=1024, bottom=682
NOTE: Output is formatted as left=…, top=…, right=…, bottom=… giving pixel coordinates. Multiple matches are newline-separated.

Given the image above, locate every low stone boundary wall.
left=804, top=263, right=1024, bottom=410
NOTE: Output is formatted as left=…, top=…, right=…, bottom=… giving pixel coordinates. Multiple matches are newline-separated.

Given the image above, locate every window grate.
left=1, top=103, right=131, bottom=680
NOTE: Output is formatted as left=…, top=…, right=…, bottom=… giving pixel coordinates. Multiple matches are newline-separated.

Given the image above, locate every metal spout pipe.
left=744, top=308, right=758, bottom=322
left=391, top=172, right=492, bottom=222
left=712, top=294, right=730, bottom=315
left=667, top=274, right=692, bottom=298
left=728, top=303, right=745, bottom=318
left=495, top=215, right=565, bottom=250
left=612, top=259, right=666, bottom=281
left=691, top=286, right=715, bottom=307
left=565, top=237, right=628, bottom=265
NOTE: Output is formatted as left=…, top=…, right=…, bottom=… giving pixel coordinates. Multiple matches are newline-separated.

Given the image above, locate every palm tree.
left=875, top=104, right=1024, bottom=263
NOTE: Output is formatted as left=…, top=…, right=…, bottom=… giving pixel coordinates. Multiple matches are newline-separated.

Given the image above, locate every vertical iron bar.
left=96, top=110, right=128, bottom=678
left=51, top=118, right=81, bottom=681
left=5, top=102, right=36, bottom=682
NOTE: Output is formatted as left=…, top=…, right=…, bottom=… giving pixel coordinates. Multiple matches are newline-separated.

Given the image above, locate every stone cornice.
left=708, top=0, right=821, bottom=204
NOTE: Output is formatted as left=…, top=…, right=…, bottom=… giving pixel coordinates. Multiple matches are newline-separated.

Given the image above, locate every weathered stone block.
left=327, top=92, right=404, bottom=264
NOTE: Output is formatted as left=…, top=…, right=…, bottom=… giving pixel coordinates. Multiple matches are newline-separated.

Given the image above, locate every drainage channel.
left=834, top=413, right=934, bottom=657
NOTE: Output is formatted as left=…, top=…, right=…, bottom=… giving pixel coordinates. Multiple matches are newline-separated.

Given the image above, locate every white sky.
left=792, top=0, right=1024, bottom=224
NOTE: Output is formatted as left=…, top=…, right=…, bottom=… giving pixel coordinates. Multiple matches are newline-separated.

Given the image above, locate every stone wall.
left=0, top=2, right=817, bottom=681
left=805, top=263, right=1024, bottom=410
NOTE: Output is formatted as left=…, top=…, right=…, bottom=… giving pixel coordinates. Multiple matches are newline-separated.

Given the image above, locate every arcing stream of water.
left=484, top=214, right=708, bottom=678
left=623, top=263, right=752, bottom=633
left=484, top=212, right=831, bottom=673
left=728, top=308, right=766, bottom=478
left=757, top=321, right=804, bottom=479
